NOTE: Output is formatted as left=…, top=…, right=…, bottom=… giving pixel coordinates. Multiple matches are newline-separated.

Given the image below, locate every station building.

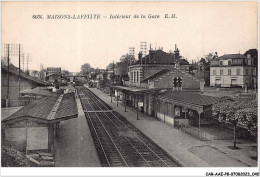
left=109, top=45, right=218, bottom=133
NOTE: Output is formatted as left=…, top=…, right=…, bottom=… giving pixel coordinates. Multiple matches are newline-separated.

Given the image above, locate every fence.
left=177, top=124, right=215, bottom=141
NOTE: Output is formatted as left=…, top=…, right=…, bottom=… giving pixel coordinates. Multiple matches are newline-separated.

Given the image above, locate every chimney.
left=138, top=52, right=142, bottom=60
left=174, top=44, right=180, bottom=61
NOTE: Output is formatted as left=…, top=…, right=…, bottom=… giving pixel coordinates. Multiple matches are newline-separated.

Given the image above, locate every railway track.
left=77, top=86, right=181, bottom=167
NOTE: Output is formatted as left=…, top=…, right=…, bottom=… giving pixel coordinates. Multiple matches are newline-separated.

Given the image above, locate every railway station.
left=76, top=86, right=181, bottom=167
left=1, top=2, right=258, bottom=176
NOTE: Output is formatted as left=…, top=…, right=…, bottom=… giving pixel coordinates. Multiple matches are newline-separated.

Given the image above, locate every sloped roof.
left=212, top=54, right=245, bottom=61
left=133, top=50, right=175, bottom=65
left=158, top=91, right=219, bottom=106
left=2, top=65, right=49, bottom=86
left=54, top=93, right=78, bottom=119
left=132, top=50, right=190, bottom=66
left=141, top=69, right=170, bottom=82
left=20, top=87, right=55, bottom=97
left=3, top=92, right=78, bottom=123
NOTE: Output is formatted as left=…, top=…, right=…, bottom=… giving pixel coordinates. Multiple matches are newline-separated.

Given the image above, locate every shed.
left=1, top=92, right=78, bottom=155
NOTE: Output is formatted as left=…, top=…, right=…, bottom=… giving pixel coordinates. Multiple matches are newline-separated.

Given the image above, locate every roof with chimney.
left=132, top=49, right=189, bottom=66
left=133, top=50, right=175, bottom=65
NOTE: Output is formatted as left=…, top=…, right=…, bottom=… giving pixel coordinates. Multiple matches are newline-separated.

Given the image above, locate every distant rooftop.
left=212, top=54, right=245, bottom=61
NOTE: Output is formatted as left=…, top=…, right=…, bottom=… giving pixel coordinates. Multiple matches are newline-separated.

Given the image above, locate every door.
left=215, top=79, right=221, bottom=86
left=231, top=79, right=237, bottom=87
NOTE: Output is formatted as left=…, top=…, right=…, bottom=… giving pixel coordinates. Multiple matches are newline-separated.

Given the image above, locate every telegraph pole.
left=26, top=54, right=31, bottom=74
left=18, top=44, right=21, bottom=98
left=22, top=54, right=25, bottom=71
left=7, top=44, right=10, bottom=107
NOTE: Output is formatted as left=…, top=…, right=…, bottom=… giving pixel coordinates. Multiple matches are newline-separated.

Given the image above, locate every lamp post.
left=136, top=95, right=139, bottom=120
left=110, top=88, right=112, bottom=103
left=124, top=92, right=127, bottom=112
left=116, top=90, right=119, bottom=107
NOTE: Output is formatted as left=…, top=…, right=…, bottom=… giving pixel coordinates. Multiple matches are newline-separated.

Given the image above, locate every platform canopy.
left=2, top=92, right=78, bottom=124
left=110, top=85, right=166, bottom=95
left=158, top=90, right=219, bottom=111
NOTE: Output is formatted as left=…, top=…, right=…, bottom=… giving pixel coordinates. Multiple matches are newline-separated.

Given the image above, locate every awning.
left=2, top=92, right=78, bottom=124
left=110, top=85, right=169, bottom=95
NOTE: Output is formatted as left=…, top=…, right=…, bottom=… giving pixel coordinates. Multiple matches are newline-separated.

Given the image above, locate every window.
left=220, top=61, right=223, bottom=66
left=220, top=69, right=223, bottom=75
left=233, top=59, right=242, bottom=65
left=165, top=103, right=168, bottom=115
left=236, top=69, right=240, bottom=75
left=228, top=60, right=232, bottom=65
left=136, top=71, right=139, bottom=82
left=251, top=69, right=254, bottom=76
left=245, top=69, right=249, bottom=75
left=228, top=69, right=231, bottom=75
left=248, top=59, right=252, bottom=65
left=231, top=79, right=237, bottom=86
left=213, top=69, right=216, bottom=75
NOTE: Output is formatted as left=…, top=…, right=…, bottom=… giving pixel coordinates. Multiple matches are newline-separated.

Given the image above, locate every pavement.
left=54, top=96, right=101, bottom=167
left=89, top=87, right=258, bottom=167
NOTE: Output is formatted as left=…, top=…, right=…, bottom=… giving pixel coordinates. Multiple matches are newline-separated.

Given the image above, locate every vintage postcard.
left=1, top=1, right=259, bottom=176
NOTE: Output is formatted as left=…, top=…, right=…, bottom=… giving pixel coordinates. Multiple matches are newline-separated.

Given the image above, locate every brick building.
left=129, top=45, right=190, bottom=87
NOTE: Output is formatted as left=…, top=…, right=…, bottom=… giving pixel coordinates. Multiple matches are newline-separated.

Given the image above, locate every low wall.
left=175, top=119, right=189, bottom=126
left=156, top=112, right=174, bottom=126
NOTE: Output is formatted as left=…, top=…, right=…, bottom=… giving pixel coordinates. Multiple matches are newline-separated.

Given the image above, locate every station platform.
left=89, top=87, right=257, bottom=167
left=54, top=96, right=101, bottom=167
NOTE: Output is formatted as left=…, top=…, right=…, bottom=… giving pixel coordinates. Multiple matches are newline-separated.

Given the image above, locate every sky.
left=1, top=1, right=258, bottom=72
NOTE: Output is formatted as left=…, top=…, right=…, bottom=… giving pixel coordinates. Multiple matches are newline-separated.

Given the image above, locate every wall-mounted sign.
left=138, top=102, right=143, bottom=107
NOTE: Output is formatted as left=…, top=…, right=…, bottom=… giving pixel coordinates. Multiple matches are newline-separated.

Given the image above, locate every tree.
left=238, top=99, right=258, bottom=137
left=213, top=98, right=257, bottom=149
left=244, top=49, right=258, bottom=65
left=80, top=63, right=94, bottom=76
left=120, top=54, right=136, bottom=64
left=106, top=62, right=114, bottom=71
left=204, top=52, right=218, bottom=62
left=200, top=58, right=206, bottom=65
left=62, top=70, right=69, bottom=75
left=244, top=49, right=258, bottom=78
